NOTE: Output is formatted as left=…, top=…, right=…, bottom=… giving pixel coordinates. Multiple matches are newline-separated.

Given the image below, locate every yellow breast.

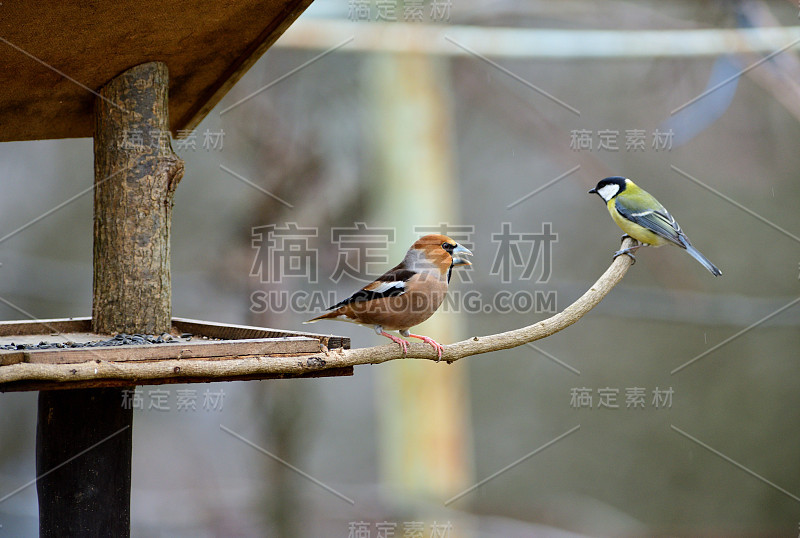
left=607, top=199, right=669, bottom=247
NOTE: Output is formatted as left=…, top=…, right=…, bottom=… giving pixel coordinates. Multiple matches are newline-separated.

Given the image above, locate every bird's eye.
left=442, top=242, right=453, bottom=251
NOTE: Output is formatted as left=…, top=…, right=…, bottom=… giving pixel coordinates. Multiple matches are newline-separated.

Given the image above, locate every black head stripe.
left=598, top=176, right=627, bottom=193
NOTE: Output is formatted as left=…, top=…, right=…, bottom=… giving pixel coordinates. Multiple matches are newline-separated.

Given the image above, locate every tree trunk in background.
left=366, top=53, right=474, bottom=523
left=37, top=61, right=183, bottom=536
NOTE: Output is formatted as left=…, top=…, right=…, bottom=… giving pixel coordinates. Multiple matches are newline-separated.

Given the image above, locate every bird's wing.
left=614, top=197, right=685, bottom=247
left=328, top=265, right=415, bottom=310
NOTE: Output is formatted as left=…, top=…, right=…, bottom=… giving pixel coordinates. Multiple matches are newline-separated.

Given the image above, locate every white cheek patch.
left=597, top=183, right=620, bottom=201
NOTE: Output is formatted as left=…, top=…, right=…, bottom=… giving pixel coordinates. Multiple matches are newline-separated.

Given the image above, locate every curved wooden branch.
left=0, top=239, right=635, bottom=387
left=345, top=236, right=636, bottom=365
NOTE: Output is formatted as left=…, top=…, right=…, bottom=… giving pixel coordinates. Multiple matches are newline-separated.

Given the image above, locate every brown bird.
left=306, top=234, right=472, bottom=360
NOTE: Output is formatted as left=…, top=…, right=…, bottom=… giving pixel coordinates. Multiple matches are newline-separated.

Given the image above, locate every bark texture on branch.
left=92, top=61, right=183, bottom=335
left=6, top=239, right=635, bottom=388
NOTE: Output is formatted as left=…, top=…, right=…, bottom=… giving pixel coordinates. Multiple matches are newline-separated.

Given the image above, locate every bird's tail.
left=304, top=310, right=340, bottom=324
left=680, top=237, right=722, bottom=276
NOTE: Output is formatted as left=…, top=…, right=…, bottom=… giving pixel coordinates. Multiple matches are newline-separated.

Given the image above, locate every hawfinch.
left=306, top=234, right=472, bottom=360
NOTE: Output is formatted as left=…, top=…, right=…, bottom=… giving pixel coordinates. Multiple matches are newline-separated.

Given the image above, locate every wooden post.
left=92, top=62, right=183, bottom=334
left=36, top=62, right=183, bottom=536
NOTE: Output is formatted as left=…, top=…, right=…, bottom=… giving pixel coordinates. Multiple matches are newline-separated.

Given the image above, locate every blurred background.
left=2, top=0, right=800, bottom=535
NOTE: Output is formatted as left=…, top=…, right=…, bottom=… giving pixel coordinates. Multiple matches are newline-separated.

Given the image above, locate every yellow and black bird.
left=589, top=176, right=722, bottom=276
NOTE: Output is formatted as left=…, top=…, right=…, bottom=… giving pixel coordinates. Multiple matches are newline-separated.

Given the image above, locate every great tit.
left=589, top=176, right=722, bottom=276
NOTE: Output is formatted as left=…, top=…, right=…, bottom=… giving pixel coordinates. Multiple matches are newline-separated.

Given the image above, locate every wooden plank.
left=171, top=318, right=280, bottom=339
left=0, top=0, right=317, bottom=142
left=1, top=353, right=23, bottom=367
left=172, top=317, right=351, bottom=350
left=0, top=332, right=101, bottom=347
left=0, top=317, right=349, bottom=350
left=0, top=317, right=92, bottom=336
left=0, top=318, right=349, bottom=367
left=1, top=337, right=320, bottom=366
left=0, top=366, right=354, bottom=392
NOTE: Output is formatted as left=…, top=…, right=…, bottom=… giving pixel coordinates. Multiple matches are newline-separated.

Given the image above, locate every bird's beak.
left=588, top=187, right=597, bottom=194
left=451, top=244, right=472, bottom=266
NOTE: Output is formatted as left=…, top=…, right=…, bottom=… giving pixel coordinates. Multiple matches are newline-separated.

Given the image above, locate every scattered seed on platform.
left=0, top=331, right=200, bottom=351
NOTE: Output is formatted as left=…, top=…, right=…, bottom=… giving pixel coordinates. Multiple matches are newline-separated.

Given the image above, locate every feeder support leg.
left=36, top=61, right=183, bottom=537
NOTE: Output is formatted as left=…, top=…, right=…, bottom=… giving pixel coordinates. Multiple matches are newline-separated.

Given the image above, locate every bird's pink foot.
left=380, top=331, right=409, bottom=355
left=407, top=333, right=444, bottom=361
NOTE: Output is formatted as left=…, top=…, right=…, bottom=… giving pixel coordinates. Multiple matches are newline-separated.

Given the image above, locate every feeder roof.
left=0, top=0, right=313, bottom=142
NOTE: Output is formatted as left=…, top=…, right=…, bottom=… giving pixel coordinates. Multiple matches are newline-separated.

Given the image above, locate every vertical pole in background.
left=36, top=61, right=183, bottom=536
left=366, top=52, right=475, bottom=524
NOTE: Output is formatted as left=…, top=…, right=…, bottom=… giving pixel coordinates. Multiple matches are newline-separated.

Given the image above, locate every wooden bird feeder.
left=0, top=1, right=350, bottom=535
left=0, top=317, right=351, bottom=392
